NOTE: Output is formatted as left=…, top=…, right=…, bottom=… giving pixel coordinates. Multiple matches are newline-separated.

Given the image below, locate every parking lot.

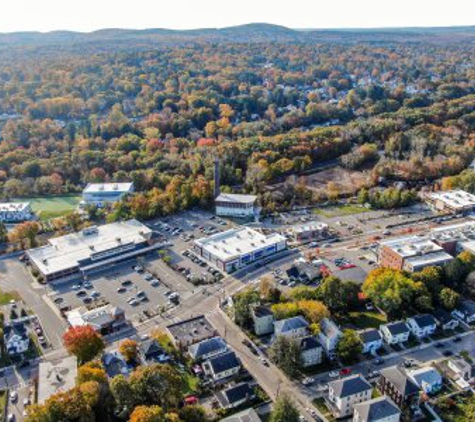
left=46, top=210, right=234, bottom=325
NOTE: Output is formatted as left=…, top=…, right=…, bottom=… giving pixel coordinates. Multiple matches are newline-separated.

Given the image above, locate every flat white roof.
left=291, top=222, right=329, bottom=233
left=380, top=236, right=443, bottom=258
left=215, top=193, right=257, bottom=204
left=428, top=190, right=475, bottom=210
left=28, top=219, right=151, bottom=275
left=404, top=250, right=453, bottom=269
left=83, top=183, right=134, bottom=194
left=66, top=304, right=121, bottom=329
left=38, top=356, right=77, bottom=404
left=431, top=221, right=475, bottom=242
left=195, top=227, right=286, bottom=262
left=0, top=202, right=30, bottom=212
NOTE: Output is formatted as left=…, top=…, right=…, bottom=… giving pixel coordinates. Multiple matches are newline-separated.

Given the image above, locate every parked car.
left=117, top=287, right=127, bottom=293
left=340, top=368, right=351, bottom=376
left=9, top=391, right=18, bottom=402
left=329, top=371, right=339, bottom=379
left=122, top=280, right=133, bottom=287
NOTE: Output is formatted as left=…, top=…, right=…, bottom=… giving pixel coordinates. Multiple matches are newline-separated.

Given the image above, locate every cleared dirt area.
left=300, top=166, right=370, bottom=195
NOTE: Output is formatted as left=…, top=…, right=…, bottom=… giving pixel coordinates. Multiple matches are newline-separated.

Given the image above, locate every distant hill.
left=1, top=23, right=475, bottom=49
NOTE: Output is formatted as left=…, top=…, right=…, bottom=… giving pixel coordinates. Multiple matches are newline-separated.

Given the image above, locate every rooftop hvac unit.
left=98, top=185, right=104, bottom=191
left=113, top=184, right=118, bottom=190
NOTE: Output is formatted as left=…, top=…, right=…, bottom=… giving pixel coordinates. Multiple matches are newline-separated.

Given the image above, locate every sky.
left=1, top=0, right=475, bottom=33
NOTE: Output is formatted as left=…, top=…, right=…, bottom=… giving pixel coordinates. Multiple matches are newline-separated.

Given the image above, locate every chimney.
left=214, top=157, right=220, bottom=199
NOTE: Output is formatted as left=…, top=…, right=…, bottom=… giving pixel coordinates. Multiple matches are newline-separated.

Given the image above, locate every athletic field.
left=13, top=194, right=81, bottom=220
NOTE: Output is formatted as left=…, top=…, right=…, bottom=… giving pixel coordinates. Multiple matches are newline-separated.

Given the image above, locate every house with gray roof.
left=433, top=309, right=459, bottom=331
left=203, top=350, right=241, bottom=382
left=380, top=322, right=410, bottom=345
left=358, top=329, right=383, bottom=355
left=189, top=336, right=227, bottom=361
left=215, top=383, right=256, bottom=409
left=273, top=316, right=309, bottom=340
left=353, top=396, right=401, bottom=422
left=378, top=366, right=420, bottom=407
left=452, top=300, right=475, bottom=324
left=328, top=375, right=373, bottom=418
left=299, top=336, right=323, bottom=367
left=251, top=305, right=274, bottom=336
left=221, top=408, right=261, bottom=422
left=318, top=318, right=342, bottom=359
left=406, top=314, right=437, bottom=338
left=407, top=366, right=442, bottom=395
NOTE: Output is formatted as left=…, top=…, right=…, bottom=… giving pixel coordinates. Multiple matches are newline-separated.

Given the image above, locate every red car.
left=340, top=368, right=351, bottom=376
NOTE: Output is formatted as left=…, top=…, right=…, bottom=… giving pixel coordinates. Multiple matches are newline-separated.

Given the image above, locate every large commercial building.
left=27, top=219, right=159, bottom=282
left=81, top=182, right=134, bottom=207
left=430, top=220, right=475, bottom=256
left=38, top=356, right=78, bottom=404
left=66, top=305, right=127, bottom=335
left=0, top=202, right=33, bottom=222
left=378, top=236, right=453, bottom=272
left=194, top=227, right=287, bottom=273
left=215, top=193, right=258, bottom=218
left=426, top=190, right=475, bottom=215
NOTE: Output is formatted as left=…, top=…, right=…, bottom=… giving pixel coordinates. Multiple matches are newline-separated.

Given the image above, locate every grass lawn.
left=338, top=311, right=387, bottom=330
left=12, top=194, right=81, bottom=220
left=313, top=398, right=335, bottom=421
left=314, top=204, right=370, bottom=218
left=0, top=289, right=21, bottom=305
left=183, top=372, right=200, bottom=393
left=435, top=392, right=475, bottom=422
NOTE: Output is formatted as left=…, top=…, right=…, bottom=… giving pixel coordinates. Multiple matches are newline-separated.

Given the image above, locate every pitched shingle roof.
left=274, top=316, right=309, bottom=335
left=410, top=314, right=437, bottom=329
left=215, top=383, right=255, bottom=407
left=380, top=366, right=419, bottom=396
left=299, top=336, right=321, bottom=351
left=359, top=329, right=382, bottom=344
left=329, top=374, right=372, bottom=398
left=354, top=396, right=400, bottom=422
left=208, top=351, right=240, bottom=375
left=383, top=321, right=409, bottom=336
left=189, top=336, right=227, bottom=360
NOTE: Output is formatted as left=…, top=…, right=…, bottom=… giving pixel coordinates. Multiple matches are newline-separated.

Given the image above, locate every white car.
left=329, top=371, right=339, bottom=378
left=302, top=377, right=314, bottom=386
left=9, top=391, right=18, bottom=402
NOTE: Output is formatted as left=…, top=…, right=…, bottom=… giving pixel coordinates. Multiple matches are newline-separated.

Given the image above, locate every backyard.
left=435, top=392, right=475, bottom=422
left=337, top=310, right=388, bottom=330
left=13, top=194, right=81, bottom=219
left=0, top=289, right=21, bottom=306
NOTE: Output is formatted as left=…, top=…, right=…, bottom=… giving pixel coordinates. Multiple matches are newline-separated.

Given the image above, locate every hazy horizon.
left=1, top=0, right=475, bottom=33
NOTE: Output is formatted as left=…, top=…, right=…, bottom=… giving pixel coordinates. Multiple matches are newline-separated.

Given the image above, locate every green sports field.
left=13, top=194, right=81, bottom=220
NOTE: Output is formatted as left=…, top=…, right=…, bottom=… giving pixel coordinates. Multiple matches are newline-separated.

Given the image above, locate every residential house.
left=452, top=300, right=475, bottom=324
left=379, top=366, right=420, bottom=407
left=448, top=358, right=473, bottom=382
left=274, top=316, right=309, bottom=340
left=4, top=323, right=30, bottom=356
left=189, top=336, right=228, bottom=362
left=433, top=309, right=459, bottom=331
left=359, top=329, right=383, bottom=355
left=353, top=396, right=401, bottom=422
left=140, top=339, right=170, bottom=364
left=328, top=375, right=373, bottom=418
left=380, top=322, right=410, bottom=345
left=103, top=352, right=131, bottom=378
left=318, top=318, right=343, bottom=359
left=407, top=367, right=442, bottom=395
left=203, top=351, right=241, bottom=382
left=251, top=306, right=274, bottom=336
left=221, top=408, right=261, bottom=422
left=215, top=383, right=256, bottom=409
left=299, top=336, right=323, bottom=367
left=406, top=314, right=437, bottom=338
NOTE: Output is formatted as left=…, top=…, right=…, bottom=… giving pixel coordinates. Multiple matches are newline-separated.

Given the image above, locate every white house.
left=452, top=300, right=475, bottom=324
left=203, top=351, right=241, bottom=382
left=4, top=323, right=30, bottom=356
left=318, top=318, right=342, bottom=359
left=407, top=366, right=443, bottom=395
left=358, top=329, right=383, bottom=355
left=353, top=396, right=401, bottom=422
left=188, top=336, right=227, bottom=361
left=406, top=314, right=437, bottom=338
left=433, top=309, right=459, bottom=331
left=380, top=322, right=410, bottom=345
left=81, top=182, right=134, bottom=207
left=328, top=375, right=373, bottom=418
left=273, top=316, right=309, bottom=340
left=299, top=336, right=323, bottom=367
left=251, top=306, right=274, bottom=336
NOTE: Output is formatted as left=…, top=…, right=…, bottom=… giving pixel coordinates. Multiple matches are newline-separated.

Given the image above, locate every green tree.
left=439, top=288, right=460, bottom=310
left=178, top=405, right=208, bottom=422
left=270, top=395, right=300, bottom=422
left=268, top=336, right=302, bottom=378
left=233, top=288, right=260, bottom=328
left=0, top=222, right=7, bottom=243
left=336, top=329, right=363, bottom=364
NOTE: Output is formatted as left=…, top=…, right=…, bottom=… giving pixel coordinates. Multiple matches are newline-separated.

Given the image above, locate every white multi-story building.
left=380, top=322, right=410, bottom=345
left=353, top=397, right=401, bottom=422
left=406, top=314, right=437, bottom=338
left=194, top=227, right=287, bottom=273
left=426, top=190, right=475, bottom=215
left=0, top=202, right=33, bottom=222
left=215, top=193, right=258, bottom=218
left=318, top=318, right=342, bottom=359
left=81, top=182, right=134, bottom=207
left=328, top=375, right=373, bottom=418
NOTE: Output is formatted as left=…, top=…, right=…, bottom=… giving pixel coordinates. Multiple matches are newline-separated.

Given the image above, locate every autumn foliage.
left=63, top=325, right=105, bottom=364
